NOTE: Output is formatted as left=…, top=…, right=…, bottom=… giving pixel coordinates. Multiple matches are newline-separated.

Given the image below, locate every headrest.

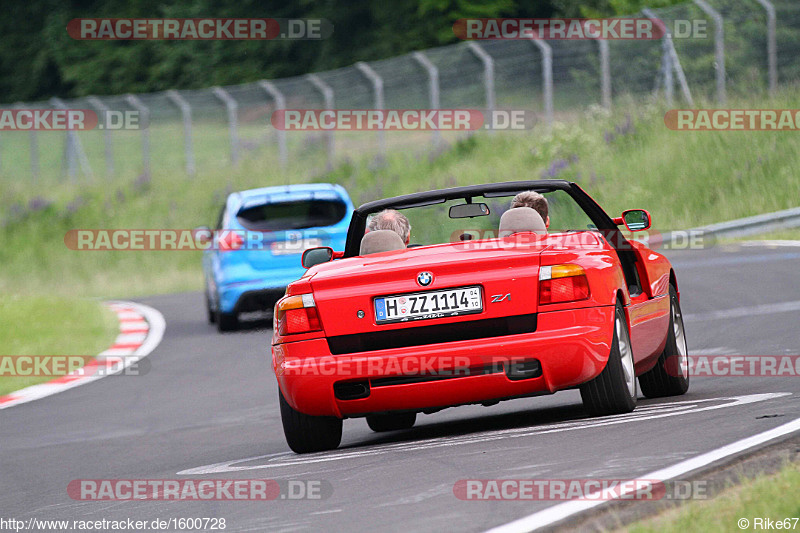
left=360, top=230, right=406, bottom=255
left=498, top=207, right=547, bottom=237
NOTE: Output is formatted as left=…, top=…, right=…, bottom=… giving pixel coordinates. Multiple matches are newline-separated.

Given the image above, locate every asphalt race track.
left=2, top=243, right=799, bottom=532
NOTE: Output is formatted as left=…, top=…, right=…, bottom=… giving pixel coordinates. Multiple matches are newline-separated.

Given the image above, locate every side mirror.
left=616, top=209, right=651, bottom=232
left=302, top=247, right=334, bottom=269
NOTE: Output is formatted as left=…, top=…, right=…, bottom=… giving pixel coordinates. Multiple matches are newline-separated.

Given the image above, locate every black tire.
left=580, top=302, right=637, bottom=416
left=205, top=291, right=216, bottom=324
left=639, top=285, right=690, bottom=398
left=216, top=310, right=238, bottom=332
left=366, top=412, right=417, bottom=432
left=279, top=390, right=342, bottom=453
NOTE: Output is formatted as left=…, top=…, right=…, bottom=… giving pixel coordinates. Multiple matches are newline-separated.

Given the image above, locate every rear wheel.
left=216, top=309, right=238, bottom=332
left=279, top=391, right=342, bottom=453
left=580, top=302, right=637, bottom=416
left=639, top=285, right=690, bottom=398
left=366, top=412, right=417, bottom=432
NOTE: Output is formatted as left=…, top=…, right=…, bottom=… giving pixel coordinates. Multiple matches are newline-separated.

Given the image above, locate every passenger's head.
left=510, top=191, right=550, bottom=228
left=366, top=209, right=411, bottom=245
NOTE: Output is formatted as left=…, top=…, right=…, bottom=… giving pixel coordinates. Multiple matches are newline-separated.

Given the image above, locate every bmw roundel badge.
left=416, top=271, right=433, bottom=287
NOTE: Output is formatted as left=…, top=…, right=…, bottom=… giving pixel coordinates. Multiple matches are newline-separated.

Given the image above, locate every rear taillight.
left=275, top=293, right=322, bottom=335
left=539, top=264, right=590, bottom=304
left=218, top=230, right=244, bottom=252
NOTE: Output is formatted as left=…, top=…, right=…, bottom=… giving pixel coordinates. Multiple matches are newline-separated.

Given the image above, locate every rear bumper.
left=218, top=279, right=294, bottom=314
left=273, top=306, right=614, bottom=417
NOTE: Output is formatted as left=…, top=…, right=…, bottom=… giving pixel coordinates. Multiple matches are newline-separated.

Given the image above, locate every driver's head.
left=510, top=191, right=550, bottom=228
left=366, top=209, right=411, bottom=245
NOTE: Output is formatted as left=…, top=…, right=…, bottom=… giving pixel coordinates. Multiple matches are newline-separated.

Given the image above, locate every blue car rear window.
left=236, top=199, right=347, bottom=231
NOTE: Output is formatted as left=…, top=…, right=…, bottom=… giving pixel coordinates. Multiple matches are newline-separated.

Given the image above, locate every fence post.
left=527, top=37, right=554, bottom=130
left=643, top=9, right=694, bottom=106
left=306, top=74, right=335, bottom=172
left=30, top=128, right=39, bottom=181
left=259, top=80, right=288, bottom=171
left=12, top=102, right=39, bottom=181
left=753, top=0, right=777, bottom=95
left=86, top=96, right=114, bottom=178
left=466, top=42, right=496, bottom=133
left=51, top=97, right=93, bottom=181
left=212, top=87, right=240, bottom=165
left=411, top=51, right=442, bottom=149
left=664, top=39, right=675, bottom=106
left=166, top=90, right=195, bottom=177
left=597, top=39, right=611, bottom=109
left=124, top=94, right=151, bottom=176
left=694, top=0, right=726, bottom=104
left=355, top=61, right=387, bottom=159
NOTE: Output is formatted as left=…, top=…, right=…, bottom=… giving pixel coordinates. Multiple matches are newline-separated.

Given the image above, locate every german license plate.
left=374, top=286, right=482, bottom=324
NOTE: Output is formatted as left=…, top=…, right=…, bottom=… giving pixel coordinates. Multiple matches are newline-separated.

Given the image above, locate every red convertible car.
left=272, top=180, right=689, bottom=453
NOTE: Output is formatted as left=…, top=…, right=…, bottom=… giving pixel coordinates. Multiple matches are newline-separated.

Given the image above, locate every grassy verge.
left=1, top=90, right=800, bottom=299
left=623, top=461, right=800, bottom=533
left=0, top=295, right=119, bottom=396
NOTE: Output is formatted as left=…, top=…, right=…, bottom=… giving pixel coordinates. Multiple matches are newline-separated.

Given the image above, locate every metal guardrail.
left=663, top=206, right=800, bottom=242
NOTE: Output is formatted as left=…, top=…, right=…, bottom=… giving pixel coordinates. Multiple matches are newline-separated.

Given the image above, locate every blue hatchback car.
left=202, top=183, right=353, bottom=332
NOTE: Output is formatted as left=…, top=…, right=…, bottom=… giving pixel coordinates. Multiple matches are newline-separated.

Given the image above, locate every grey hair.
left=367, top=209, right=411, bottom=243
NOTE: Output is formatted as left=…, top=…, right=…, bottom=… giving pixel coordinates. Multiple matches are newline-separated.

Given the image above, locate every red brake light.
left=282, top=307, right=321, bottom=334
left=275, top=293, right=322, bottom=335
left=539, top=264, right=591, bottom=304
left=218, top=230, right=244, bottom=251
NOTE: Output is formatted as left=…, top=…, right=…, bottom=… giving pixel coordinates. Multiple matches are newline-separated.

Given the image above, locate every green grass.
left=2, top=89, right=800, bottom=299
left=0, top=295, right=119, bottom=396
left=623, top=461, right=800, bottom=533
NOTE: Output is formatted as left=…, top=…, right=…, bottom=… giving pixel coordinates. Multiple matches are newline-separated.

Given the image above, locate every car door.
left=626, top=241, right=671, bottom=371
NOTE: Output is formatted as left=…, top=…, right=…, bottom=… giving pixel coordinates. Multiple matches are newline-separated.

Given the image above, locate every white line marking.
left=114, top=310, right=143, bottom=320
left=99, top=348, right=139, bottom=356
left=485, top=415, right=800, bottom=533
left=0, top=301, right=165, bottom=410
left=685, top=300, right=800, bottom=322
left=125, top=301, right=166, bottom=358
left=113, top=332, right=148, bottom=344
left=177, top=393, right=789, bottom=475
left=741, top=240, right=800, bottom=248
left=690, top=346, right=738, bottom=355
